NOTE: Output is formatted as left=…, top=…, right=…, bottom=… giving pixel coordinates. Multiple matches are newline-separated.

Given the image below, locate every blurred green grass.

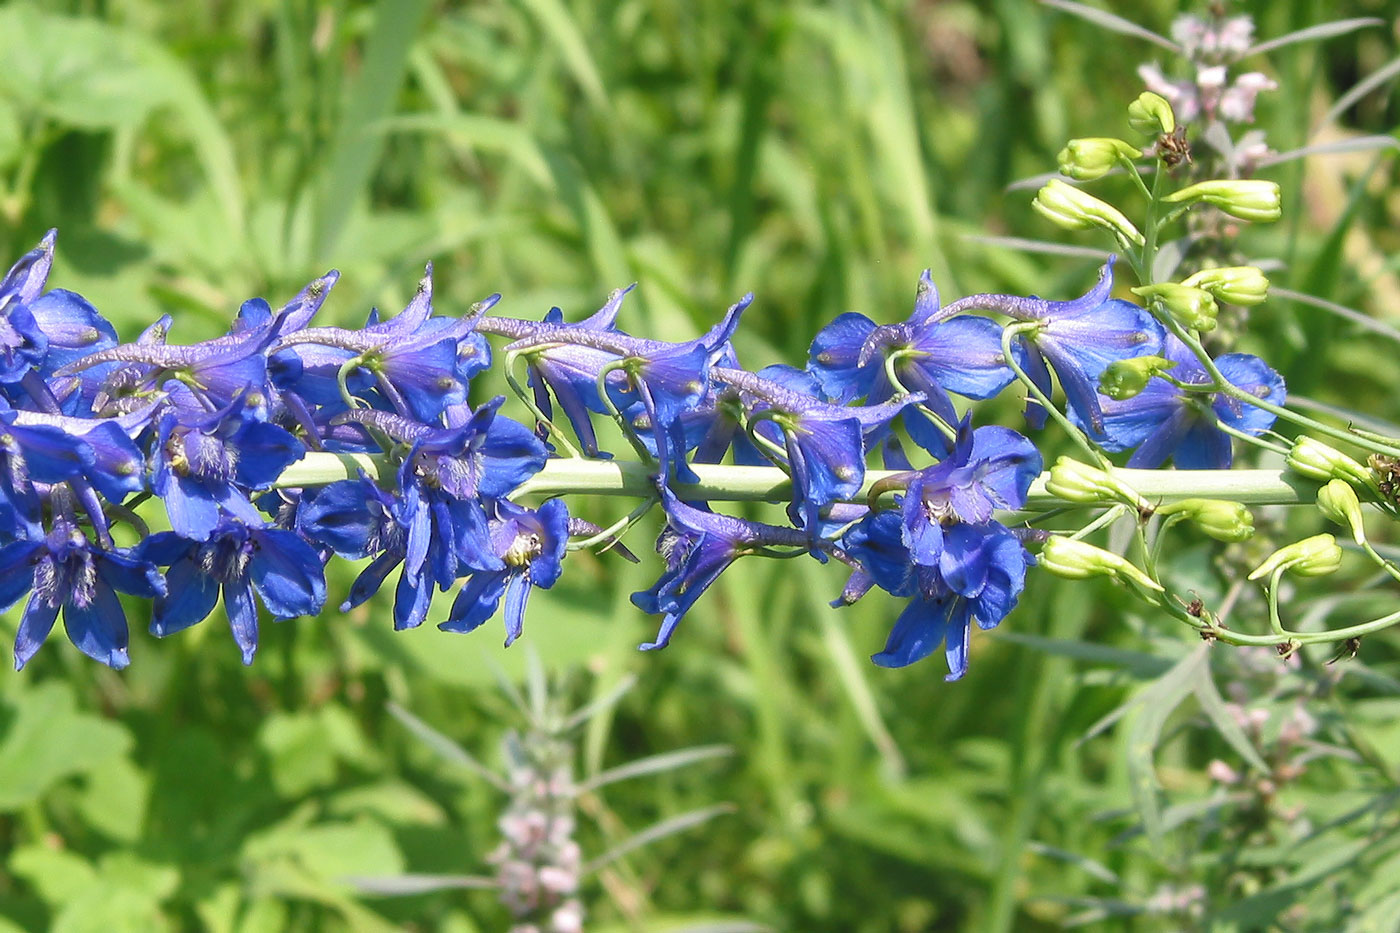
left=1, top=0, right=1399, bottom=930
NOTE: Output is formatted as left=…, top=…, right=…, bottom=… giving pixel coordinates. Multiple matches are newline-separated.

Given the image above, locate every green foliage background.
left=1, top=0, right=1398, bottom=930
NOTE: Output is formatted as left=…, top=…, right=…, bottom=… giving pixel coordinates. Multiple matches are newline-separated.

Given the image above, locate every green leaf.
left=1193, top=663, right=1270, bottom=773
left=243, top=817, right=406, bottom=883
left=1122, top=645, right=1208, bottom=847
left=75, top=754, right=150, bottom=843
left=9, top=846, right=97, bottom=907
left=0, top=681, right=131, bottom=810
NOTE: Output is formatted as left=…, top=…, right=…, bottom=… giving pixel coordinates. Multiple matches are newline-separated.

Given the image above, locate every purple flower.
left=438, top=498, right=569, bottom=645
left=0, top=231, right=55, bottom=383
left=138, top=520, right=326, bottom=664
left=0, top=513, right=165, bottom=669
left=300, top=472, right=502, bottom=631
left=274, top=266, right=495, bottom=422
left=1081, top=334, right=1284, bottom=468
left=714, top=365, right=918, bottom=533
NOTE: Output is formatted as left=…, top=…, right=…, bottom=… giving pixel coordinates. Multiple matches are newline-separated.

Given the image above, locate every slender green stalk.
left=274, top=451, right=1319, bottom=509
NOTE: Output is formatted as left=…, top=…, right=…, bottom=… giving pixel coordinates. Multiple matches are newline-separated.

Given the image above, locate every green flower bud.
left=1040, top=536, right=1164, bottom=591
left=1045, top=456, right=1149, bottom=507
left=1248, top=533, right=1343, bottom=581
left=1285, top=437, right=1379, bottom=493
left=1127, top=91, right=1176, bottom=136
left=1157, top=498, right=1255, bottom=542
left=1057, top=137, right=1144, bottom=182
left=1181, top=265, right=1270, bottom=306
left=1162, top=179, right=1282, bottom=223
left=1316, top=479, right=1367, bottom=545
left=1099, top=355, right=1174, bottom=400
left=1132, top=283, right=1218, bottom=332
left=1032, top=179, right=1146, bottom=246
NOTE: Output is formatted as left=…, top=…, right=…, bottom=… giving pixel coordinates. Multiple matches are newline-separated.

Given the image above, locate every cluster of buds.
left=490, top=729, right=584, bottom=933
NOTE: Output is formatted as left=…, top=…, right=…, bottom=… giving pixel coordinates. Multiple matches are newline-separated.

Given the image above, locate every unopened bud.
left=1133, top=283, right=1218, bottom=332
left=1040, top=536, right=1164, bottom=591
left=1128, top=91, right=1176, bottom=136
left=1045, top=457, right=1148, bottom=508
left=1057, top=138, right=1143, bottom=181
left=1032, top=179, right=1145, bottom=246
left=1157, top=498, right=1255, bottom=542
left=1181, top=265, right=1270, bottom=306
left=1248, top=533, right=1343, bottom=581
left=1286, top=437, right=1379, bottom=493
left=1099, top=355, right=1174, bottom=400
left=1162, top=179, right=1282, bottom=223
left=1316, top=479, right=1367, bottom=545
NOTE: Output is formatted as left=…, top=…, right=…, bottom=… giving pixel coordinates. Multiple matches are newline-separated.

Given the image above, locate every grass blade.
left=386, top=702, right=510, bottom=792
left=1246, top=17, right=1383, bottom=59
left=583, top=804, right=736, bottom=875
left=1038, top=0, right=1178, bottom=52
left=576, top=745, right=733, bottom=794
left=314, top=0, right=433, bottom=260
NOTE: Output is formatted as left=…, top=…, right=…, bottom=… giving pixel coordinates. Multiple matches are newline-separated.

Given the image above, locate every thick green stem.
left=274, top=452, right=1319, bottom=510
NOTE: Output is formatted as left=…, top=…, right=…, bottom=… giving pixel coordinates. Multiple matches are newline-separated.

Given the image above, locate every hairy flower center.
left=197, top=535, right=252, bottom=582
left=504, top=532, right=543, bottom=567
left=168, top=430, right=238, bottom=482
left=34, top=547, right=98, bottom=609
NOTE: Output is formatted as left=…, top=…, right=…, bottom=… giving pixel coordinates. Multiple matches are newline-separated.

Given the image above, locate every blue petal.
left=248, top=528, right=327, bottom=619
left=439, top=571, right=509, bottom=634
left=14, top=597, right=59, bottom=670
left=150, top=557, right=219, bottom=636
left=223, top=574, right=260, bottom=665
left=808, top=312, right=881, bottom=403
left=871, top=595, right=953, bottom=668
left=0, top=540, right=41, bottom=613
left=501, top=572, right=532, bottom=646
left=63, top=582, right=131, bottom=670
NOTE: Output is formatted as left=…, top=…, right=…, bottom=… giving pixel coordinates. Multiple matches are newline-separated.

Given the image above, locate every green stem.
left=505, top=350, right=582, bottom=458
left=274, top=452, right=1321, bottom=509
left=1166, top=320, right=1400, bottom=458
left=1000, top=324, right=1109, bottom=466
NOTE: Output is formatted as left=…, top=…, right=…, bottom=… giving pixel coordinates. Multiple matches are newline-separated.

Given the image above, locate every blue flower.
left=631, top=484, right=816, bottom=650
left=0, top=513, right=165, bottom=669
left=1081, top=333, right=1285, bottom=468
left=138, top=520, right=326, bottom=664
left=273, top=266, right=495, bottom=422
left=842, top=509, right=1032, bottom=681
left=899, top=418, right=1041, bottom=566
left=152, top=395, right=306, bottom=539
left=714, top=365, right=919, bottom=534
left=438, top=498, right=569, bottom=645
left=807, top=271, right=1018, bottom=451
left=1003, top=258, right=1165, bottom=433
left=0, top=231, right=56, bottom=383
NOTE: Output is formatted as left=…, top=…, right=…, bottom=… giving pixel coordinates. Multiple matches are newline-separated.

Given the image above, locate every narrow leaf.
left=1038, top=0, right=1178, bottom=51
left=563, top=674, right=638, bottom=732
left=1271, top=286, right=1400, bottom=344
left=1193, top=664, right=1270, bottom=772
left=386, top=703, right=510, bottom=792
left=1245, top=17, right=1383, bottom=58
left=583, top=804, right=735, bottom=875
left=344, top=873, right=496, bottom=896
left=576, top=745, right=733, bottom=794
left=1122, top=646, right=1209, bottom=845
left=1261, top=135, right=1400, bottom=169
